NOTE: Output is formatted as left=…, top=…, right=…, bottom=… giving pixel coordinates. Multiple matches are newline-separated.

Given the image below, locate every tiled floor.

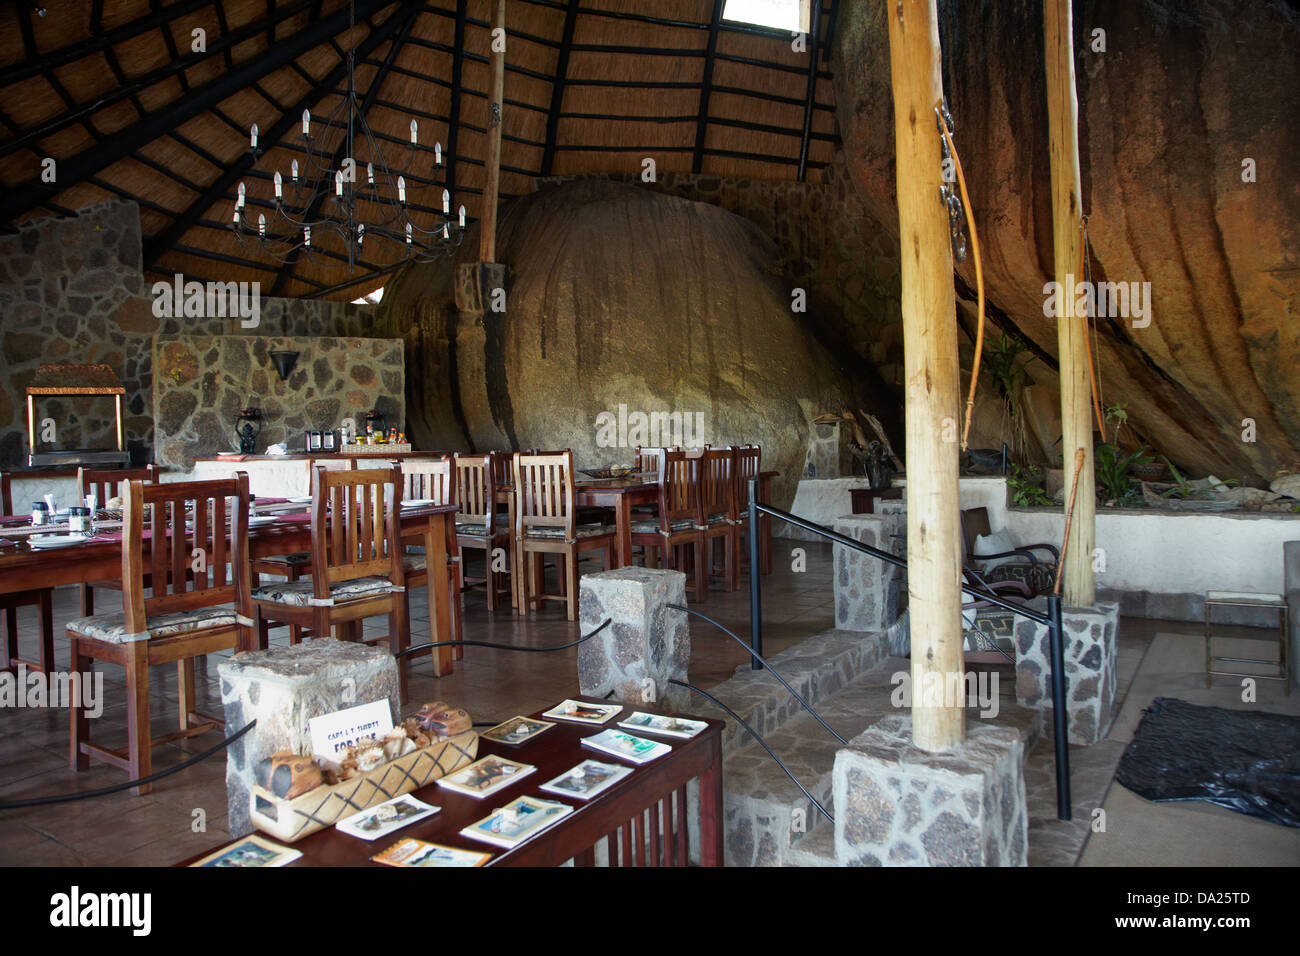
left=1, top=540, right=1296, bottom=866
left=0, top=542, right=834, bottom=865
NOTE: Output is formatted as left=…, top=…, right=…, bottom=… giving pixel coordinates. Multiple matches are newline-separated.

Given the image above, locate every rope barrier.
left=397, top=617, right=611, bottom=659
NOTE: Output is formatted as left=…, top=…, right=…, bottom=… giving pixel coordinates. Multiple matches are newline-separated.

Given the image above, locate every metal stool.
left=1205, top=590, right=1290, bottom=693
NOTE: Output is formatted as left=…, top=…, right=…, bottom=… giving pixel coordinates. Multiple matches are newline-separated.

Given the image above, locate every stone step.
left=720, top=652, right=1043, bottom=866
left=787, top=821, right=837, bottom=867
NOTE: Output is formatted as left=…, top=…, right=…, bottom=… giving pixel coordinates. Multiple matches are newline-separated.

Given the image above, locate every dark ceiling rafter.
left=540, top=0, right=579, bottom=177
left=692, top=0, right=725, bottom=174
left=0, top=0, right=218, bottom=87
left=153, top=0, right=193, bottom=94
left=1, top=0, right=402, bottom=228
left=142, top=1, right=417, bottom=270
left=269, top=1, right=424, bottom=296
left=0, top=0, right=321, bottom=163
left=444, top=0, right=467, bottom=203
left=797, top=0, right=825, bottom=182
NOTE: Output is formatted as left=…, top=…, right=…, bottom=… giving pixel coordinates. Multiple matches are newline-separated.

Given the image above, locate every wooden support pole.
left=479, top=0, right=507, bottom=264
left=1044, top=0, right=1096, bottom=605
left=888, top=0, right=965, bottom=751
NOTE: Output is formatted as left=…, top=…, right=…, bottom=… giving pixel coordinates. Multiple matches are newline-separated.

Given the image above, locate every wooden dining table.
left=0, top=501, right=462, bottom=677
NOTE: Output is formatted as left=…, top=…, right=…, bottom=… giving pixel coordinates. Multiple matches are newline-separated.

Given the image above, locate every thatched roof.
left=0, top=0, right=839, bottom=300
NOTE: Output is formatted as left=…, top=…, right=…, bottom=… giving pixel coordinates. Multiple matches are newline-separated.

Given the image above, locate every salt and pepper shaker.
left=31, top=501, right=49, bottom=526
left=68, top=506, right=91, bottom=536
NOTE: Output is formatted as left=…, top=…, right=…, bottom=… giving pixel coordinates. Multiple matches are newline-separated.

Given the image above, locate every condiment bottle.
left=31, top=501, right=48, bottom=526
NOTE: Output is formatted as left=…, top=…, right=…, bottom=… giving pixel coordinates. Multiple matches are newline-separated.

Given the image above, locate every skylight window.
left=722, top=0, right=809, bottom=33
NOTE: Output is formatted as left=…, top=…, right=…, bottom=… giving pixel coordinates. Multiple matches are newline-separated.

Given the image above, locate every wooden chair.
left=77, top=464, right=159, bottom=616
left=397, top=457, right=464, bottom=660
left=249, top=457, right=357, bottom=643
left=0, top=471, right=54, bottom=675
left=630, top=449, right=708, bottom=600
left=455, top=453, right=513, bottom=614
left=732, top=444, right=763, bottom=578
left=69, top=474, right=254, bottom=795
left=513, top=451, right=616, bottom=621
left=699, top=446, right=739, bottom=592
left=960, top=506, right=1059, bottom=598
left=250, top=465, right=411, bottom=700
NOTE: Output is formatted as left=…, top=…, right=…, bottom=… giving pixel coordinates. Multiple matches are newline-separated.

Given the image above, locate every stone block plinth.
left=833, top=514, right=906, bottom=632
left=578, top=568, right=690, bottom=711
left=218, top=639, right=400, bottom=837
left=1014, top=601, right=1118, bottom=745
left=833, top=715, right=1027, bottom=866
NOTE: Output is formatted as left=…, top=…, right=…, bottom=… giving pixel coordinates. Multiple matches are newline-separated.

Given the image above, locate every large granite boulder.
left=833, top=0, right=1300, bottom=482
left=376, top=179, right=898, bottom=506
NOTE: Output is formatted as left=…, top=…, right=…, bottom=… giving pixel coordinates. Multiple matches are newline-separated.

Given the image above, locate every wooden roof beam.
left=541, top=0, right=579, bottom=177
left=797, top=0, right=825, bottom=181
left=692, top=0, right=725, bottom=174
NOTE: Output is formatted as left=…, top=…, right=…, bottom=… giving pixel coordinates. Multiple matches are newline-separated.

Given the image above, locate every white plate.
left=27, top=534, right=87, bottom=549
left=248, top=515, right=278, bottom=527
left=287, top=496, right=312, bottom=504
left=402, top=499, right=438, bottom=508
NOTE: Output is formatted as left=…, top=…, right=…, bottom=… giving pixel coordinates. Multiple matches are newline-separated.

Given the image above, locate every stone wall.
left=152, top=335, right=404, bottom=469
left=0, top=200, right=371, bottom=468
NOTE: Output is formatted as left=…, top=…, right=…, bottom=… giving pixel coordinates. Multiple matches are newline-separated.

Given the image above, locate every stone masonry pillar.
left=218, top=638, right=400, bottom=837
left=833, top=514, right=906, bottom=632
left=833, top=715, right=1028, bottom=866
left=1014, top=601, right=1119, bottom=745
left=578, top=567, right=690, bottom=713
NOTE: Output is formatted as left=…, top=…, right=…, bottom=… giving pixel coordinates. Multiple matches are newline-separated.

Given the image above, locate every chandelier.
left=230, top=1, right=465, bottom=271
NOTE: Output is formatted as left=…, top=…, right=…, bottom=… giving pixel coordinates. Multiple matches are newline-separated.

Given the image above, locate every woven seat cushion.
left=456, top=522, right=489, bottom=535
left=707, top=512, right=731, bottom=525
left=256, top=551, right=313, bottom=567
left=631, top=518, right=696, bottom=534
left=403, top=555, right=427, bottom=573
left=523, top=523, right=612, bottom=541
left=68, top=605, right=239, bottom=644
left=251, top=576, right=399, bottom=606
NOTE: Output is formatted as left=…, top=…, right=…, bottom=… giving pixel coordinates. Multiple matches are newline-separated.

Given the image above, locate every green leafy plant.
left=982, top=333, right=1037, bottom=459
left=1095, top=441, right=1152, bottom=507
left=1007, top=462, right=1052, bottom=506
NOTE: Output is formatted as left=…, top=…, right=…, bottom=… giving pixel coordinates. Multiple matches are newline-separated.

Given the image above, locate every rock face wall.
left=376, top=179, right=899, bottom=506
left=833, top=0, right=1300, bottom=481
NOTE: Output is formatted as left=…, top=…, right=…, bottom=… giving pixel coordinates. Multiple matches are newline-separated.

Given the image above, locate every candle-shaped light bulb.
left=303, top=226, right=311, bottom=246
left=405, top=222, right=412, bottom=244
left=258, top=213, right=266, bottom=236
left=435, top=142, right=442, bottom=166
left=366, top=162, right=375, bottom=185
left=250, top=123, right=259, bottom=149
left=442, top=223, right=449, bottom=240
left=357, top=224, right=365, bottom=246
left=233, top=204, right=240, bottom=223
left=397, top=175, right=406, bottom=204
left=273, top=170, right=283, bottom=199
left=291, top=159, right=299, bottom=182
left=410, top=119, right=418, bottom=145
left=458, top=204, right=466, bottom=228
left=442, top=188, right=450, bottom=214
left=335, top=170, right=344, bottom=196
left=302, top=109, right=310, bottom=136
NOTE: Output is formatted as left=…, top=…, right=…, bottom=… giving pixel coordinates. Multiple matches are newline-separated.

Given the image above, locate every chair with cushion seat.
left=960, top=506, right=1059, bottom=598
left=250, top=457, right=356, bottom=644
left=251, top=464, right=412, bottom=700
left=68, top=474, right=254, bottom=795
left=454, top=453, right=513, bottom=614
left=0, top=471, right=55, bottom=675
left=631, top=449, right=708, bottom=600
left=699, top=446, right=739, bottom=592
left=77, top=465, right=159, bottom=616
left=397, top=457, right=463, bottom=663
left=513, top=451, right=616, bottom=621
